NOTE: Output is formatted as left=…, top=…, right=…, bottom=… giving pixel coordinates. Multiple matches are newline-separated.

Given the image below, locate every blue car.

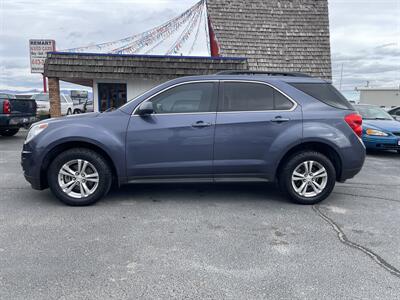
left=354, top=105, right=400, bottom=153
left=22, top=72, right=366, bottom=206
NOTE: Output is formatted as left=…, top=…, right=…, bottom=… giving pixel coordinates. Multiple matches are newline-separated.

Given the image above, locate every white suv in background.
left=31, top=93, right=74, bottom=117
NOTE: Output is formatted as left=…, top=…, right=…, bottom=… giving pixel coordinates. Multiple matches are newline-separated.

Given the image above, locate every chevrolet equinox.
left=22, top=72, right=366, bottom=206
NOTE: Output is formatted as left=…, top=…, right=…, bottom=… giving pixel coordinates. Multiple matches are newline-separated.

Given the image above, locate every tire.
left=73, top=109, right=81, bottom=114
left=279, top=151, right=336, bottom=205
left=47, top=148, right=112, bottom=206
left=67, top=109, right=72, bottom=115
left=0, top=128, right=20, bottom=137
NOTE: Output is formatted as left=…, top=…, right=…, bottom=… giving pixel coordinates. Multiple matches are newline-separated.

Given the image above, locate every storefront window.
left=98, top=83, right=127, bottom=112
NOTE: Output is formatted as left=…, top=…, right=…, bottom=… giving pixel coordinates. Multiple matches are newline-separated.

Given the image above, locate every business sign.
left=29, top=39, right=56, bottom=73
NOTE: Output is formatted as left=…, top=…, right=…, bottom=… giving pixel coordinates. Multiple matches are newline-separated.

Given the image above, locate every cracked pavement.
left=1, top=131, right=399, bottom=299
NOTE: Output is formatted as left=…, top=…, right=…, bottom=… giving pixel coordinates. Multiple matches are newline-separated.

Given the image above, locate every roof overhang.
left=44, top=51, right=248, bottom=82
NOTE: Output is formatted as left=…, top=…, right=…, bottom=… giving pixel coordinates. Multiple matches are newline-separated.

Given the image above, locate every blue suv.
left=21, top=72, right=366, bottom=206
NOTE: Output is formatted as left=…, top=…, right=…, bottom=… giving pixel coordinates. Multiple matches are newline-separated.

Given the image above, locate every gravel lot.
left=1, top=130, right=399, bottom=299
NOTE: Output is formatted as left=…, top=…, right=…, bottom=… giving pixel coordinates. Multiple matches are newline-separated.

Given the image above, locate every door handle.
left=192, top=121, right=212, bottom=128
left=271, top=116, right=290, bottom=123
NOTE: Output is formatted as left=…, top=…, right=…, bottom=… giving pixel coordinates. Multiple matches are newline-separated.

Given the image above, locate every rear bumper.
left=340, top=167, right=363, bottom=182
left=0, top=115, right=37, bottom=128
left=338, top=138, right=366, bottom=182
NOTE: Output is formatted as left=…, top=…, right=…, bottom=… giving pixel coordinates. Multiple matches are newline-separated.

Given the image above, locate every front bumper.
left=21, top=145, right=47, bottom=190
left=363, top=135, right=400, bottom=151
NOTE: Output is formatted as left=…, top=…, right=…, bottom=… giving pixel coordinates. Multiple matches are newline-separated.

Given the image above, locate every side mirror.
left=137, top=102, right=154, bottom=116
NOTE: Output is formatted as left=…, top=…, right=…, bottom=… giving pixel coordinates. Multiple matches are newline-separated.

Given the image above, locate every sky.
left=0, top=0, right=399, bottom=99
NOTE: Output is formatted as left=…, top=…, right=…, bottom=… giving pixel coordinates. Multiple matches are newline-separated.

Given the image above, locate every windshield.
left=355, top=105, right=393, bottom=120
left=32, top=94, right=49, bottom=101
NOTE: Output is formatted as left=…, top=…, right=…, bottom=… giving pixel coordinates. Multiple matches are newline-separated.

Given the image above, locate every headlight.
left=25, top=123, right=48, bottom=144
left=366, top=129, right=388, bottom=136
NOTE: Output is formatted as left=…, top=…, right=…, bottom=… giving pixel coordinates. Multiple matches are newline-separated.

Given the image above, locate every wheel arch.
left=40, top=141, right=120, bottom=189
left=275, top=141, right=343, bottom=182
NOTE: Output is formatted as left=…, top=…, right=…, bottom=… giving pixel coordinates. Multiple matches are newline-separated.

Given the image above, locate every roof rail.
left=215, top=70, right=312, bottom=77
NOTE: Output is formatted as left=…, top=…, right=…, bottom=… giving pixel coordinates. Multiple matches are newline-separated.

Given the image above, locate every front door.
left=213, top=81, right=302, bottom=179
left=126, top=81, right=218, bottom=180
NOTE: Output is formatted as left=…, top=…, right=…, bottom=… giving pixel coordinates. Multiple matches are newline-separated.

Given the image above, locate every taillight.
left=345, top=113, right=363, bottom=138
left=3, top=99, right=11, bottom=114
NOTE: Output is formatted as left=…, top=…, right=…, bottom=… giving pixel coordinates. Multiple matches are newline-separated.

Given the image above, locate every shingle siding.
left=207, top=0, right=332, bottom=79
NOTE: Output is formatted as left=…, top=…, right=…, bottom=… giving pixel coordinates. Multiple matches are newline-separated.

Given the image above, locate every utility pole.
left=339, top=63, right=344, bottom=91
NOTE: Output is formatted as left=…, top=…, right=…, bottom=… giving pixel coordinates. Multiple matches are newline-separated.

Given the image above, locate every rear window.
left=290, top=83, right=353, bottom=110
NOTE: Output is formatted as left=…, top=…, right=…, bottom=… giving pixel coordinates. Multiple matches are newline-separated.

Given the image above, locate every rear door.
left=125, top=81, right=218, bottom=180
left=213, top=80, right=302, bottom=180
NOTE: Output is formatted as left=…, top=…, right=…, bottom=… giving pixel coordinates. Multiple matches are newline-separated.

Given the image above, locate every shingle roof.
left=44, top=52, right=248, bottom=81
left=207, top=0, right=332, bottom=79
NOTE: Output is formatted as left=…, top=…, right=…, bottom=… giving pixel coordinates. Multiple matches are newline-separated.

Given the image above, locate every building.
left=44, top=0, right=331, bottom=116
left=357, top=87, right=400, bottom=108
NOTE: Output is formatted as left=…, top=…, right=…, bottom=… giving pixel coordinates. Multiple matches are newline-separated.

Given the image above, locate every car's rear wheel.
left=279, top=151, right=336, bottom=205
left=0, top=128, right=19, bottom=136
left=48, top=148, right=112, bottom=206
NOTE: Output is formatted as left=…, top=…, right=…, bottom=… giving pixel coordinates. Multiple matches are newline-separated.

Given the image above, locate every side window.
left=220, top=82, right=294, bottom=112
left=275, top=90, right=295, bottom=110
left=145, top=82, right=216, bottom=114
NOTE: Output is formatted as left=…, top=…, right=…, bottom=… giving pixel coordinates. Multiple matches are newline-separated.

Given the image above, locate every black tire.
left=279, top=151, right=336, bottom=205
left=0, top=128, right=19, bottom=137
left=73, top=109, right=81, bottom=114
left=67, top=109, right=72, bottom=115
left=47, top=148, right=112, bottom=206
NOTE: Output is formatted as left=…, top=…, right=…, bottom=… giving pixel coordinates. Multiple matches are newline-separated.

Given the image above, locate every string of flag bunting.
left=64, top=0, right=210, bottom=56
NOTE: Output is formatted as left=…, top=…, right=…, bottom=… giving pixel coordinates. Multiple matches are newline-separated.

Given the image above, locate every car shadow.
left=104, top=182, right=291, bottom=205
left=366, top=149, right=399, bottom=158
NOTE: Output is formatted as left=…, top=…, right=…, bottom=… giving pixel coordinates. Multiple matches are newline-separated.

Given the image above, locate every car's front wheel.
left=279, top=151, right=336, bottom=205
left=48, top=148, right=112, bottom=206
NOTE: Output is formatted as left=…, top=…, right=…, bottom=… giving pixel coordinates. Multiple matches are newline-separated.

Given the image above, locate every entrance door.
left=98, top=83, right=127, bottom=112
left=126, top=81, right=218, bottom=180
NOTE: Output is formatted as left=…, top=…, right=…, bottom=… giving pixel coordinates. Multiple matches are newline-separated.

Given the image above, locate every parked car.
left=387, top=106, right=400, bottom=121
left=22, top=72, right=366, bottom=206
left=31, top=93, right=74, bottom=118
left=73, top=98, right=94, bottom=114
left=0, top=93, right=37, bottom=136
left=354, top=104, right=400, bottom=153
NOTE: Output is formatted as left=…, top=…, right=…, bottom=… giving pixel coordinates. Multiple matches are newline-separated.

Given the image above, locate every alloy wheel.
left=58, top=159, right=99, bottom=199
left=291, top=160, right=328, bottom=198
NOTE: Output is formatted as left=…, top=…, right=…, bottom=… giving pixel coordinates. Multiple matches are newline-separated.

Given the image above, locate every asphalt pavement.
left=1, top=130, right=399, bottom=299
